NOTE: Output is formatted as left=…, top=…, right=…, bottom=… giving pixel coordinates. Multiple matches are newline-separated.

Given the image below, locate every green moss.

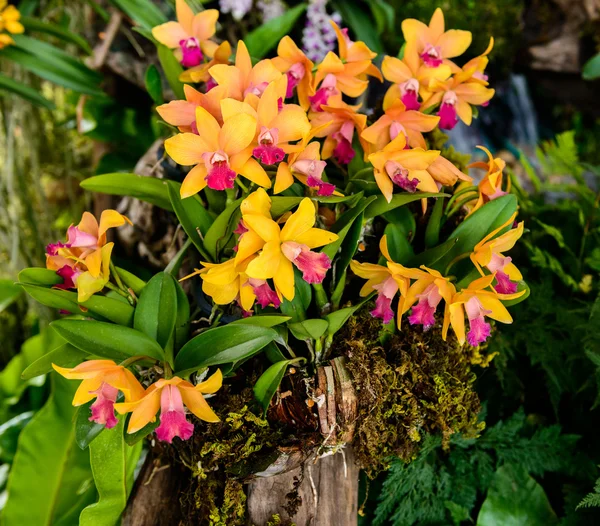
left=331, top=307, right=486, bottom=477
left=427, top=129, right=472, bottom=172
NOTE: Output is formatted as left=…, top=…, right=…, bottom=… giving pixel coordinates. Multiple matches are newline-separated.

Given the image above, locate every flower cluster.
left=0, top=1, right=23, bottom=49
left=53, top=360, right=222, bottom=444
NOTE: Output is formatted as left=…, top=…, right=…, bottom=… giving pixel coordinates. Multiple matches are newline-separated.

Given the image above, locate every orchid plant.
left=18, top=2, right=528, bottom=519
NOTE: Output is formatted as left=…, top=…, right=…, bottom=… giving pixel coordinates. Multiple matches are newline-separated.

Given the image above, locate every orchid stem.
left=235, top=177, right=249, bottom=194
left=110, top=260, right=127, bottom=292
left=105, top=281, right=133, bottom=303
left=119, top=355, right=158, bottom=368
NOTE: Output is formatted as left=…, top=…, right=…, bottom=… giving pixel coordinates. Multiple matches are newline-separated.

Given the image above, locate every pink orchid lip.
left=306, top=176, right=335, bottom=196
left=249, top=278, right=281, bottom=309
left=332, top=120, right=355, bottom=164
left=421, top=44, right=443, bottom=67
left=408, top=284, right=442, bottom=330
left=494, top=270, right=518, bottom=294
left=286, top=62, right=305, bottom=98
left=67, top=226, right=98, bottom=248
left=244, top=81, right=269, bottom=98
left=309, top=73, right=338, bottom=112
left=437, top=93, right=458, bottom=130
left=370, top=276, right=399, bottom=324
left=179, top=37, right=203, bottom=68
left=155, top=385, right=194, bottom=444
left=389, top=121, right=409, bottom=148
left=281, top=241, right=332, bottom=284
left=465, top=296, right=493, bottom=346
left=46, top=241, right=69, bottom=256
left=384, top=161, right=418, bottom=192
left=253, top=127, right=285, bottom=165
left=203, top=150, right=236, bottom=190
left=56, top=264, right=80, bottom=290
left=399, top=78, right=421, bottom=111
left=89, top=382, right=119, bottom=429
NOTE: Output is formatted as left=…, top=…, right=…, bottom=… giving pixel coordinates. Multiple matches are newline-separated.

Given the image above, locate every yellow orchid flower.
left=350, top=236, right=410, bottom=327
left=220, top=77, right=311, bottom=167
left=464, top=145, right=510, bottom=215
left=179, top=40, right=232, bottom=84
left=45, top=210, right=131, bottom=302
left=462, top=37, right=494, bottom=84
left=0, top=0, right=23, bottom=49
left=361, top=99, right=440, bottom=153
left=165, top=106, right=270, bottom=197
left=53, top=359, right=145, bottom=429
left=420, top=68, right=495, bottom=130
left=402, top=8, right=472, bottom=70
left=309, top=100, right=367, bottom=165
left=368, top=134, right=440, bottom=202
left=394, top=265, right=455, bottom=333
left=152, top=0, right=219, bottom=67
left=448, top=274, right=522, bottom=347
left=156, top=84, right=225, bottom=132
left=471, top=212, right=524, bottom=294
left=238, top=196, right=338, bottom=300
left=272, top=36, right=315, bottom=110
left=329, top=21, right=382, bottom=82
left=209, top=40, right=281, bottom=101
left=381, top=46, right=452, bottom=112
left=115, top=371, right=222, bottom=443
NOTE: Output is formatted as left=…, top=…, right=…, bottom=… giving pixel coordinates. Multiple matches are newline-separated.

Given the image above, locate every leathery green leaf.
left=253, top=360, right=292, bottom=414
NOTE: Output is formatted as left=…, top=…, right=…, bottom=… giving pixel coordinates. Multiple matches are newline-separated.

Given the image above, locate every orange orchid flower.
left=309, top=100, right=367, bottom=165
left=45, top=210, right=131, bottom=302
left=401, top=8, right=472, bottom=70
left=220, top=77, right=311, bottom=167
left=272, top=36, right=315, bottom=110
left=275, top=141, right=334, bottom=196
left=420, top=69, right=495, bottom=130
left=462, top=37, right=494, bottom=84
left=115, top=371, right=222, bottom=443
left=465, top=145, right=509, bottom=215
left=152, top=0, right=219, bottom=67
left=209, top=40, right=281, bottom=101
left=361, top=99, right=440, bottom=152
left=0, top=0, right=24, bottom=48
left=381, top=46, right=452, bottom=112
left=156, top=84, right=225, bottom=132
left=53, top=360, right=145, bottom=429
left=368, top=134, right=440, bottom=202
left=165, top=106, right=270, bottom=197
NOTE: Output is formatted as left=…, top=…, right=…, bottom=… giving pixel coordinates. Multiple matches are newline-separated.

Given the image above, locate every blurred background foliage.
left=0, top=0, right=599, bottom=524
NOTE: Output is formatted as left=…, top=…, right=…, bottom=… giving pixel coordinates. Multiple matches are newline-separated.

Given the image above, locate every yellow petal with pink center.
left=180, top=164, right=208, bottom=198
left=165, top=133, right=208, bottom=166
left=72, top=377, right=103, bottom=406
left=280, top=198, right=316, bottom=241
left=152, top=22, right=188, bottom=49
left=119, top=387, right=161, bottom=433
left=243, top=215, right=281, bottom=243
left=478, top=293, right=512, bottom=323
left=220, top=113, right=257, bottom=155
left=246, top=241, right=282, bottom=280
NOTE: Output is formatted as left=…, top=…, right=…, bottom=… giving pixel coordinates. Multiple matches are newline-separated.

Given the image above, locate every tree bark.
left=246, top=447, right=359, bottom=526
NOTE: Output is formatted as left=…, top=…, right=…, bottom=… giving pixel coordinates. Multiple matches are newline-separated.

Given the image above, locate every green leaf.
left=369, top=0, right=395, bottom=33
left=253, top=360, right=291, bottom=414
left=124, top=416, right=159, bottom=446
left=582, top=52, right=600, bottom=81
left=231, top=315, right=291, bottom=328
left=203, top=198, right=243, bottom=260
left=270, top=193, right=363, bottom=218
left=134, top=272, right=178, bottom=349
left=21, top=16, right=93, bottom=54
left=0, top=71, right=55, bottom=109
left=413, top=194, right=517, bottom=272
left=245, top=4, right=307, bottom=59
left=2, top=374, right=94, bottom=525
left=424, top=197, right=444, bottom=248
left=175, top=325, right=278, bottom=376
left=174, top=279, right=190, bottom=352
left=325, top=296, right=372, bottom=337
left=81, top=173, right=173, bottom=211
left=364, top=192, right=448, bottom=219
left=51, top=319, right=165, bottom=362
left=109, top=0, right=167, bottom=30
left=476, top=464, right=557, bottom=526
left=288, top=319, right=329, bottom=340
left=384, top=223, right=414, bottom=263
left=157, top=44, right=185, bottom=100
left=75, top=400, right=106, bottom=450
left=18, top=267, right=63, bottom=286
left=115, top=267, right=146, bottom=296
left=20, top=283, right=135, bottom=326
left=0, top=279, right=22, bottom=313
left=280, top=267, right=312, bottom=322
left=145, top=64, right=163, bottom=104
left=167, top=180, right=213, bottom=250
left=332, top=211, right=364, bottom=288
left=80, top=419, right=142, bottom=526
left=332, top=0, right=383, bottom=53
left=21, top=343, right=87, bottom=380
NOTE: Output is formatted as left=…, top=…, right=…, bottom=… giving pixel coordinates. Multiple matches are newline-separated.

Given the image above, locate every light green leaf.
left=115, top=267, right=146, bottom=296
left=288, top=319, right=328, bottom=340
left=109, top=0, right=167, bottom=30
left=253, top=360, right=292, bottom=414
left=167, top=180, right=213, bottom=248
left=21, top=16, right=93, bottom=54
left=325, top=296, right=372, bottom=337
left=21, top=343, right=87, bottom=380
left=81, top=173, right=174, bottom=211
left=51, top=319, right=165, bottom=362
left=245, top=4, right=307, bottom=59
left=203, top=198, right=243, bottom=260
left=80, top=418, right=142, bottom=526
left=145, top=64, right=163, bottom=104
left=477, top=464, right=557, bottom=526
left=175, top=325, right=278, bottom=376
left=583, top=53, right=600, bottom=81
left=0, top=279, right=22, bottom=313
left=134, top=272, right=178, bottom=349
left=157, top=44, right=185, bottom=100
left=2, top=374, right=94, bottom=525
left=18, top=267, right=63, bottom=286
